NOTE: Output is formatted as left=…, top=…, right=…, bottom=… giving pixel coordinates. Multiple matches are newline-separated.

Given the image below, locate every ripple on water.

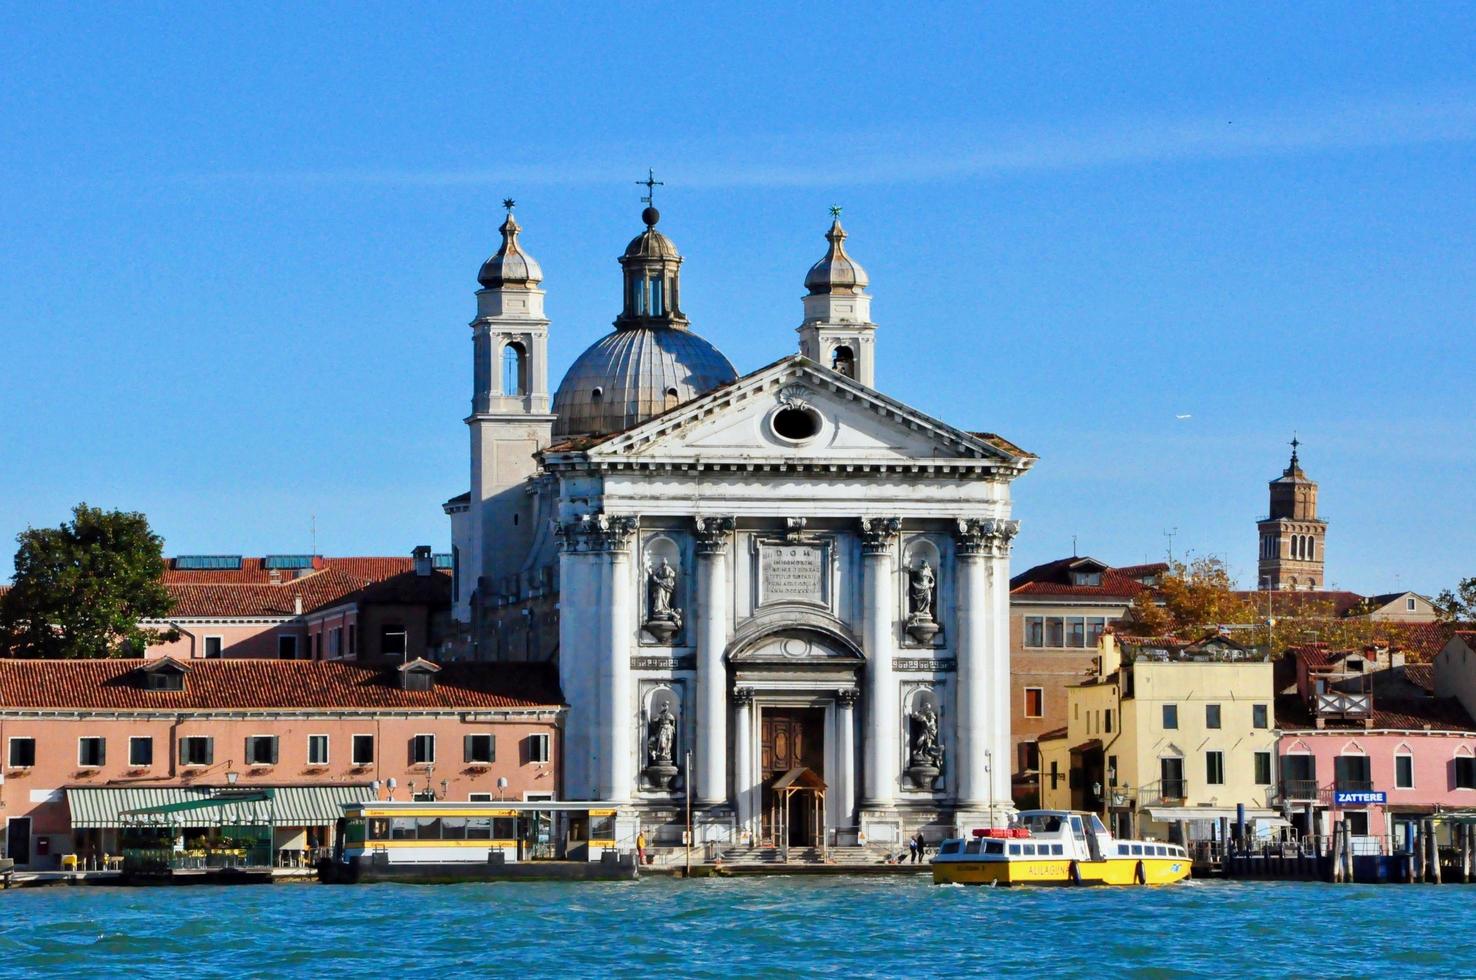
left=3, top=878, right=1476, bottom=978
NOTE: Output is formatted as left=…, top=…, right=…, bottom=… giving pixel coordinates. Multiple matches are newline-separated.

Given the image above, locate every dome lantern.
left=616, top=172, right=688, bottom=331
left=478, top=199, right=543, bottom=290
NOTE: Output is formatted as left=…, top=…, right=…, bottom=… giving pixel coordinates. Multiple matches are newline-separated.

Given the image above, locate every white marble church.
left=445, top=193, right=1033, bottom=848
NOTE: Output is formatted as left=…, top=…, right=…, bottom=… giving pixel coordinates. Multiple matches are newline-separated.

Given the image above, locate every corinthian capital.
left=953, top=517, right=1020, bottom=557
left=858, top=516, right=902, bottom=554
left=693, top=515, right=737, bottom=554
left=555, top=512, right=640, bottom=553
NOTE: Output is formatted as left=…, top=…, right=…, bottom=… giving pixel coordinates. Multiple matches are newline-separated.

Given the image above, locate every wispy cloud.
left=177, top=89, right=1476, bottom=190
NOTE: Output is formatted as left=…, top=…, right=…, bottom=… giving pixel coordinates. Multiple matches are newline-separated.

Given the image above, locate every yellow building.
left=1039, top=633, right=1279, bottom=840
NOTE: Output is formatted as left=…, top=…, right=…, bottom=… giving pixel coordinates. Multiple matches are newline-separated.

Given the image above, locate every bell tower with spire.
left=465, top=200, right=556, bottom=615
left=1256, top=437, right=1327, bottom=591
left=798, top=208, right=877, bottom=386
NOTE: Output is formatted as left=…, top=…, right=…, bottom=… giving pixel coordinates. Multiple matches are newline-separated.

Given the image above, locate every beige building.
left=1008, top=557, right=1162, bottom=804
left=1039, top=633, right=1278, bottom=840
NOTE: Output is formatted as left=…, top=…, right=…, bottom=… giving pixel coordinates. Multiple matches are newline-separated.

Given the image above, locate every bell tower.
left=467, top=200, right=556, bottom=608
left=1256, top=437, right=1327, bottom=591
left=797, top=208, right=877, bottom=387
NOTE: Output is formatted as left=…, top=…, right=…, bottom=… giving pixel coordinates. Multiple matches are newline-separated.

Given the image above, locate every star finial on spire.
left=829, top=205, right=843, bottom=219
left=637, top=168, right=664, bottom=206
left=502, top=198, right=516, bottom=213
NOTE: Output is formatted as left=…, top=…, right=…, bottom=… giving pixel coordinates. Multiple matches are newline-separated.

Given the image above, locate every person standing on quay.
left=908, top=835, right=919, bottom=863
left=637, top=830, right=648, bottom=866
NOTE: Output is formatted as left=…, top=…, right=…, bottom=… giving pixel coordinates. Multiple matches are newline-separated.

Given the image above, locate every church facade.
left=446, top=198, right=1033, bottom=847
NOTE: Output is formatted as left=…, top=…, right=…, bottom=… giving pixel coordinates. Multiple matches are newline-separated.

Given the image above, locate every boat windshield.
left=1088, top=814, right=1108, bottom=835
left=1020, top=813, right=1064, bottom=835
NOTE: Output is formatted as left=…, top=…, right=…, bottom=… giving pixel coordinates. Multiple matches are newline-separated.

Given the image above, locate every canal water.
left=0, top=877, right=1463, bottom=977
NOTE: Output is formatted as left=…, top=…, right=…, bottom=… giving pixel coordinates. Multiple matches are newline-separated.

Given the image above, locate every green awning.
left=123, top=790, right=274, bottom=817
left=66, top=785, right=374, bottom=829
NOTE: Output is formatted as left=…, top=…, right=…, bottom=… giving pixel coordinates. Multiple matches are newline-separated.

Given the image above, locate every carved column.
left=733, top=687, right=755, bottom=833
left=557, top=512, right=639, bottom=802
left=694, top=516, right=735, bottom=806
left=860, top=517, right=901, bottom=808
left=953, top=517, right=1018, bottom=815
left=835, top=688, right=861, bottom=832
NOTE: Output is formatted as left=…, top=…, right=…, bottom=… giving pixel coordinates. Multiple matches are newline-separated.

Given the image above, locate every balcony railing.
left=1276, top=779, right=1322, bottom=802
left=1141, top=779, right=1188, bottom=804
left=1315, top=691, right=1371, bottom=719
left=1334, top=778, right=1374, bottom=793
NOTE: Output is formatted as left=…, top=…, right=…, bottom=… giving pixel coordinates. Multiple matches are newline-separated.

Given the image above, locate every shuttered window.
left=464, top=734, right=495, bottom=764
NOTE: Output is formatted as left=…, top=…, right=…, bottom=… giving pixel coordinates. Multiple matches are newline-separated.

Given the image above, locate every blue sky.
left=1, top=3, right=1472, bottom=594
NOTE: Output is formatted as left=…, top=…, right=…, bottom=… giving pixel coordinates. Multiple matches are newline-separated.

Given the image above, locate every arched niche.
left=640, top=685, right=682, bottom=792
left=641, top=534, right=684, bottom=644
left=902, top=538, right=942, bottom=645
left=902, top=686, right=944, bottom=791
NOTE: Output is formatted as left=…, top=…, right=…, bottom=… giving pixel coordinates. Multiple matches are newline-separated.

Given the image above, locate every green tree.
left=1, top=504, right=176, bottom=658
left=1435, top=577, right=1476, bottom=622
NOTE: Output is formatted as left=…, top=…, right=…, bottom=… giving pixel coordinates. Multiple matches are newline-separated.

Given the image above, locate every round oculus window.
left=770, top=405, right=822, bottom=442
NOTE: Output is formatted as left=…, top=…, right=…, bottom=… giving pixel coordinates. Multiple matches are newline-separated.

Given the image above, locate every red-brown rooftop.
left=0, top=659, right=562, bottom=711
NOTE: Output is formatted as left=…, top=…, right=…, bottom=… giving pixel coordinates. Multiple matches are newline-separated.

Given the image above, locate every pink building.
left=0, top=657, right=561, bottom=869
left=1276, top=645, right=1476, bottom=850
left=145, top=550, right=451, bottom=662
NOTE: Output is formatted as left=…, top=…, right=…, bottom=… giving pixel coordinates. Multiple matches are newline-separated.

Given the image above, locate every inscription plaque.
left=758, top=542, right=828, bottom=606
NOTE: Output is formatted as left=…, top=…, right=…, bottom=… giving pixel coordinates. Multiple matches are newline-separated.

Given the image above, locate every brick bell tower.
left=1257, top=437, right=1327, bottom=591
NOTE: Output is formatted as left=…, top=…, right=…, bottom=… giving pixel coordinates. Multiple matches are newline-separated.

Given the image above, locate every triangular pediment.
left=561, top=356, right=1030, bottom=473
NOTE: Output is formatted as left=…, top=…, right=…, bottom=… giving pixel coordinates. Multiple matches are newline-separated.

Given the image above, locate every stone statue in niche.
left=906, top=558, right=940, bottom=643
left=905, top=697, right=944, bottom=790
left=643, top=697, right=680, bottom=791
left=644, top=557, right=682, bottom=642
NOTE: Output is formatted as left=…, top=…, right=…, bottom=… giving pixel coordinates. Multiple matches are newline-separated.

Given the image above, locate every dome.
left=478, top=211, right=543, bottom=289
left=804, top=217, right=869, bottom=295
left=552, top=327, right=737, bottom=439
left=623, top=227, right=681, bottom=261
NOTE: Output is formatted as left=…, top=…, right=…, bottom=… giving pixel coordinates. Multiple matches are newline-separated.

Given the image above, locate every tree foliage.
left=1125, top=556, right=1259, bottom=639
left=1, top=504, right=175, bottom=658
left=1124, top=555, right=1406, bottom=653
left=1435, top=577, right=1476, bottom=623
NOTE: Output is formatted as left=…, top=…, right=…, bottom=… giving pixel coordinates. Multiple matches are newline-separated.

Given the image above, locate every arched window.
left=1307, top=537, right=1315, bottom=561
left=646, top=276, right=665, bottom=316
left=831, top=344, right=856, bottom=379
left=664, top=386, right=680, bottom=410
left=502, top=342, right=526, bottom=396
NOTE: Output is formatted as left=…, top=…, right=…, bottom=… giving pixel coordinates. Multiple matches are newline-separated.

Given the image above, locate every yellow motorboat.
left=931, top=809, right=1190, bottom=886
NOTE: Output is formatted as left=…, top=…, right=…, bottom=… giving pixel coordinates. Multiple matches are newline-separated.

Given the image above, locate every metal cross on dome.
left=637, top=168, right=664, bottom=206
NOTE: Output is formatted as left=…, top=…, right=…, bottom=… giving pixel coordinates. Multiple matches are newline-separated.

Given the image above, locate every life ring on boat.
left=1069, top=860, right=1083, bottom=886
left=1134, top=860, right=1147, bottom=885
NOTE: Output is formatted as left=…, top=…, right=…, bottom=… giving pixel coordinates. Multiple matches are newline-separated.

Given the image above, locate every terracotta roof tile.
left=0, top=659, right=561, bottom=710
left=158, top=557, right=447, bottom=618
left=1011, top=556, right=1159, bottom=599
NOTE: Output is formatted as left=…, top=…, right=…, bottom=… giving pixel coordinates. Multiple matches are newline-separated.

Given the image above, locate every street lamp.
left=226, top=770, right=239, bottom=786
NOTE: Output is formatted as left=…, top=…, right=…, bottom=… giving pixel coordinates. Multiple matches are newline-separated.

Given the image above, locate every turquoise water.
left=0, top=878, right=1466, bottom=977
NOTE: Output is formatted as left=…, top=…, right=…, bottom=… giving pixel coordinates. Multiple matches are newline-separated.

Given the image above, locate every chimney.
left=413, top=545, right=433, bottom=577
left=294, top=594, right=303, bottom=616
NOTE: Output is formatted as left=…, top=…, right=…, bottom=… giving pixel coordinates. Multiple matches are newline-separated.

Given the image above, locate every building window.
left=245, top=735, right=279, bottom=766
left=1455, top=756, right=1476, bottom=790
left=1206, top=704, right=1222, bottom=729
left=312, top=632, right=321, bottom=659
left=1070, top=570, right=1103, bottom=587
left=502, top=342, right=526, bottom=396
left=1162, top=704, right=1178, bottom=730
left=78, top=737, right=106, bottom=768
left=412, top=734, right=436, bottom=765
left=1067, top=618, right=1086, bottom=648
left=1254, top=751, right=1272, bottom=786
left=8, top=737, right=36, bottom=768
left=464, top=734, right=495, bottom=764
left=527, top=733, right=551, bottom=764
left=469, top=793, right=494, bottom=802
left=1407, top=597, right=1417, bottom=612
left=382, top=625, right=408, bottom=659
left=1253, top=704, right=1268, bottom=729
left=1046, top=617, right=1065, bottom=647
left=1049, top=760, right=1060, bottom=790
left=1335, top=754, right=1372, bottom=791
left=277, top=634, right=298, bottom=659
left=1025, top=617, right=1044, bottom=648
left=179, top=736, right=214, bottom=766
left=328, top=628, right=342, bottom=658
left=1024, top=688, right=1044, bottom=718
left=1396, top=754, right=1414, bottom=789
left=129, top=736, right=153, bottom=767
left=1104, top=710, right=1113, bottom=733
left=348, top=624, right=358, bottom=657
left=308, top=735, right=330, bottom=766
left=203, top=636, right=223, bottom=659
left=1086, top=617, right=1106, bottom=647
left=1206, top=751, right=1225, bottom=786
left=352, top=734, right=375, bottom=766
left=1345, top=811, right=1368, bottom=836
